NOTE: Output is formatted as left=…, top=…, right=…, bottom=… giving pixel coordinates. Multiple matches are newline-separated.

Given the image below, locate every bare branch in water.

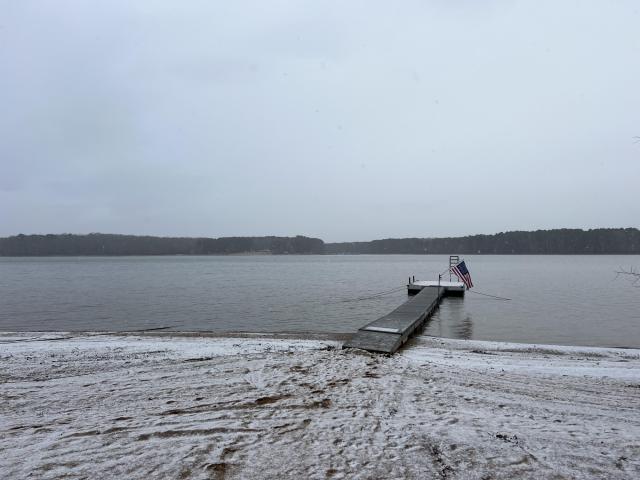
left=615, top=267, right=640, bottom=286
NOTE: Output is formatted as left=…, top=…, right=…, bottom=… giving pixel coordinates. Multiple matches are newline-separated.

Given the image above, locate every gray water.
left=1, top=255, right=639, bottom=348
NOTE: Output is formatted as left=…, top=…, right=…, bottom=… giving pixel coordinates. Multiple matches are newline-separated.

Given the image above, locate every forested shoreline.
left=0, top=234, right=325, bottom=256
left=326, top=228, right=640, bottom=255
left=0, top=228, right=639, bottom=256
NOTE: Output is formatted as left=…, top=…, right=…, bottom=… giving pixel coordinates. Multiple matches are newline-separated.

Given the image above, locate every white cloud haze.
left=1, top=0, right=639, bottom=241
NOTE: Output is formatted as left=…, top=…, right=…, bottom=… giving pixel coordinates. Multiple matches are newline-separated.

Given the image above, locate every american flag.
left=451, top=260, right=473, bottom=290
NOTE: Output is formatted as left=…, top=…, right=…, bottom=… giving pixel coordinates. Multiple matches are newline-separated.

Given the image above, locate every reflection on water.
left=424, top=298, right=473, bottom=340
left=454, top=315, right=473, bottom=340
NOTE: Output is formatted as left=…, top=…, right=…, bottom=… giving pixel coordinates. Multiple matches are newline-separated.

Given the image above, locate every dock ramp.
left=343, top=286, right=444, bottom=354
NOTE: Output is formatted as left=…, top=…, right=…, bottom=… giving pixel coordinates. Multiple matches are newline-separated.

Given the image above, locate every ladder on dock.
left=449, top=255, right=460, bottom=282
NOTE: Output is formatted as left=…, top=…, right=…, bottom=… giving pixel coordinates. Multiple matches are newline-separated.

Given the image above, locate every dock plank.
left=342, top=330, right=403, bottom=354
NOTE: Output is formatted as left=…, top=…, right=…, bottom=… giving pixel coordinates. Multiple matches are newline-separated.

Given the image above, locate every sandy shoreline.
left=1, top=333, right=639, bottom=479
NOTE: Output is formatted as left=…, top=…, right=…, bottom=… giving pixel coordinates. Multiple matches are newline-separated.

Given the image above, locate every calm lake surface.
left=1, top=255, right=639, bottom=348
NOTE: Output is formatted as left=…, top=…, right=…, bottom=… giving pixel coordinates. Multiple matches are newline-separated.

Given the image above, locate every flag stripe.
left=451, top=261, right=473, bottom=289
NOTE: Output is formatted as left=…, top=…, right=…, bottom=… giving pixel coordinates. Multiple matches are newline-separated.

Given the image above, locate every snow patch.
left=1, top=333, right=639, bottom=479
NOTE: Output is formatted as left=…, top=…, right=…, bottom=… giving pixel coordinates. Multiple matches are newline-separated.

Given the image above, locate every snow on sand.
left=1, top=333, right=639, bottom=479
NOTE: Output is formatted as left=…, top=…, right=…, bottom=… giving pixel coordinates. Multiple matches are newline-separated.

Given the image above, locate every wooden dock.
left=343, top=286, right=445, bottom=354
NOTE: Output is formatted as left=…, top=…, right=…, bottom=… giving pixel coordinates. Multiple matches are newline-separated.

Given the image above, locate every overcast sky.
left=1, top=1, right=639, bottom=242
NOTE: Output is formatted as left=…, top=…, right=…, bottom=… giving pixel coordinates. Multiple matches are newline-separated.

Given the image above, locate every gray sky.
left=1, top=1, right=639, bottom=242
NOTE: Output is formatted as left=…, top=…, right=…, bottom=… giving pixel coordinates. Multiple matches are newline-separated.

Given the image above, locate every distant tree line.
left=1, top=229, right=639, bottom=256
left=196, top=236, right=325, bottom=255
left=325, top=228, right=640, bottom=254
left=0, top=234, right=325, bottom=256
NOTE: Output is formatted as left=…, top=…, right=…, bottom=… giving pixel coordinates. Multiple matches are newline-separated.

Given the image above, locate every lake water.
left=1, top=255, right=639, bottom=348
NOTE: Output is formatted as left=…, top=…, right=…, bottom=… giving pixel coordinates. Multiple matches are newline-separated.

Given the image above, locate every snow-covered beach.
left=1, top=332, right=639, bottom=479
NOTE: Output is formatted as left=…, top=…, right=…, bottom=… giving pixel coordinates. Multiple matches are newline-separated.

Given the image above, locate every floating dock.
left=408, top=280, right=465, bottom=297
left=343, top=281, right=464, bottom=354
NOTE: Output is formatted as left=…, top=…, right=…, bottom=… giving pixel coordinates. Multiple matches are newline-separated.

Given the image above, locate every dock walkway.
left=343, top=286, right=444, bottom=354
